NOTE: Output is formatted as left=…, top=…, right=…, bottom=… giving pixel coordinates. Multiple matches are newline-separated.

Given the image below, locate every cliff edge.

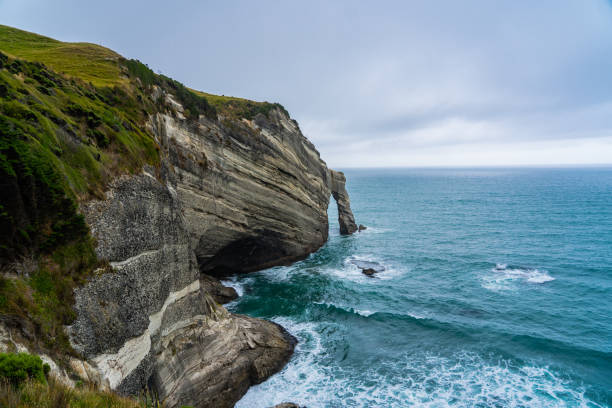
left=0, top=25, right=357, bottom=407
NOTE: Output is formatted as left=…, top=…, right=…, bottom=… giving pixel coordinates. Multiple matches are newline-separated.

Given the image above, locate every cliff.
left=151, top=99, right=331, bottom=276
left=0, top=25, right=357, bottom=407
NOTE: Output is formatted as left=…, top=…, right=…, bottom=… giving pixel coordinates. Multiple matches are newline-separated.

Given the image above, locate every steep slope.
left=0, top=25, right=357, bottom=407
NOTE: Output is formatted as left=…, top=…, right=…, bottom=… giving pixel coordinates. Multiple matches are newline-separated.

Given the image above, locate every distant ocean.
left=229, top=168, right=612, bottom=407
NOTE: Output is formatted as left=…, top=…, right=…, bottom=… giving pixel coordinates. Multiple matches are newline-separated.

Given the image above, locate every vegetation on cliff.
left=0, top=25, right=296, bottom=405
left=0, top=46, right=160, bottom=358
left=0, top=352, right=50, bottom=387
left=0, top=377, right=145, bottom=408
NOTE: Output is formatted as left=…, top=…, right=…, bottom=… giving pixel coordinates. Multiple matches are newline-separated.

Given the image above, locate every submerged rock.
left=362, top=268, right=377, bottom=276
left=358, top=224, right=367, bottom=232
left=350, top=259, right=385, bottom=273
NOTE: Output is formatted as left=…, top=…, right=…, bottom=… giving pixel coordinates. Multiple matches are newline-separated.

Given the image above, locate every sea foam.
left=236, top=320, right=601, bottom=408
left=482, top=263, right=556, bottom=291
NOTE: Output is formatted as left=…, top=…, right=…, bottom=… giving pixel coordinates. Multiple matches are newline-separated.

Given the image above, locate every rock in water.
left=154, top=315, right=296, bottom=408
left=350, top=259, right=385, bottom=273
left=329, top=170, right=358, bottom=235
left=200, top=274, right=239, bottom=304
left=362, top=268, right=377, bottom=276
left=271, top=404, right=302, bottom=408
left=358, top=224, right=367, bottom=231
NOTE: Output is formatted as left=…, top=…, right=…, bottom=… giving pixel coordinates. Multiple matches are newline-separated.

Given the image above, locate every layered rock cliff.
left=0, top=25, right=358, bottom=408
left=330, top=170, right=359, bottom=235
left=67, top=167, right=296, bottom=407
left=150, top=98, right=333, bottom=277
left=63, top=95, right=359, bottom=407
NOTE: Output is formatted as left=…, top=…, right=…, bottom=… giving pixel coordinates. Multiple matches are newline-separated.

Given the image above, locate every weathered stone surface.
left=329, top=170, right=358, bottom=235
left=200, top=274, right=238, bottom=304
left=153, top=314, right=296, bottom=408
left=69, top=168, right=295, bottom=407
left=150, top=107, right=356, bottom=276
left=67, top=95, right=358, bottom=406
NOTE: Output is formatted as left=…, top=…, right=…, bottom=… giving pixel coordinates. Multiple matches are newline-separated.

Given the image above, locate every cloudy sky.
left=2, top=1, right=612, bottom=167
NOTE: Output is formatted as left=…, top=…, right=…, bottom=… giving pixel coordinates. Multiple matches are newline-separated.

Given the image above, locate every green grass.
left=192, top=88, right=288, bottom=120
left=0, top=25, right=123, bottom=87
left=0, top=24, right=288, bottom=119
left=0, top=377, right=146, bottom=408
left=0, top=352, right=161, bottom=407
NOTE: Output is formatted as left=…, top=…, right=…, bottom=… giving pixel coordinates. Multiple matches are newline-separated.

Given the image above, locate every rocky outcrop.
left=200, top=274, right=238, bottom=304
left=68, top=167, right=295, bottom=407
left=66, top=94, right=357, bottom=407
left=150, top=107, right=333, bottom=277
left=153, top=314, right=295, bottom=408
left=329, top=170, right=358, bottom=235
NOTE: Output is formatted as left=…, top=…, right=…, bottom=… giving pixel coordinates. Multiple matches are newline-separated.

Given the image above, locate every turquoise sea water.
left=231, top=168, right=612, bottom=408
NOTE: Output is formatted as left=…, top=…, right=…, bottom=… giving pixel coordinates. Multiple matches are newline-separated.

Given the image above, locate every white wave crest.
left=321, top=255, right=405, bottom=283
left=220, top=276, right=246, bottom=297
left=482, top=263, right=555, bottom=291
left=236, top=334, right=600, bottom=408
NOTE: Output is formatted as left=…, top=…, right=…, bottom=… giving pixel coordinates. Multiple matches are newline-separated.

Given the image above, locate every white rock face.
left=92, top=279, right=201, bottom=389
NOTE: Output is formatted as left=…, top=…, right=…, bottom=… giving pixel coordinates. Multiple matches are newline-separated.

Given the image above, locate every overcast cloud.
left=2, top=0, right=612, bottom=167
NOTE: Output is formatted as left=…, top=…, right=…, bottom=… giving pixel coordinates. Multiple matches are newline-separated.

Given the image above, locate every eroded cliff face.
left=65, top=93, right=357, bottom=407
left=68, top=166, right=295, bottom=407
left=0, top=28, right=358, bottom=407
left=150, top=101, right=334, bottom=277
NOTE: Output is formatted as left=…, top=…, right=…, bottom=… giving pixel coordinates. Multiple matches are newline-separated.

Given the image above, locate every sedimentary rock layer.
left=67, top=94, right=356, bottom=407
left=69, top=169, right=295, bottom=407
left=150, top=105, right=335, bottom=277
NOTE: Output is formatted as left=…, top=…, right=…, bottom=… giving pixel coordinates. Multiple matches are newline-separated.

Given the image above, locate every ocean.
left=229, top=167, right=612, bottom=407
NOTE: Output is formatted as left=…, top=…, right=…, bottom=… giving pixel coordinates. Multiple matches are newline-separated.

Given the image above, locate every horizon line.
left=335, top=163, right=612, bottom=170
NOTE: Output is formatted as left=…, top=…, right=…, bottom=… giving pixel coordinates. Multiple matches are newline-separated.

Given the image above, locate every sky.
left=1, top=0, right=612, bottom=168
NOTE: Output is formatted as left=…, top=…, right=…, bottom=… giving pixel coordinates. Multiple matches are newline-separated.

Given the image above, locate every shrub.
left=0, top=353, right=49, bottom=387
left=124, top=59, right=156, bottom=88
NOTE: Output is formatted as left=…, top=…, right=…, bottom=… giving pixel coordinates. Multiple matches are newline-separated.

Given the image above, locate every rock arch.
left=329, top=170, right=358, bottom=235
